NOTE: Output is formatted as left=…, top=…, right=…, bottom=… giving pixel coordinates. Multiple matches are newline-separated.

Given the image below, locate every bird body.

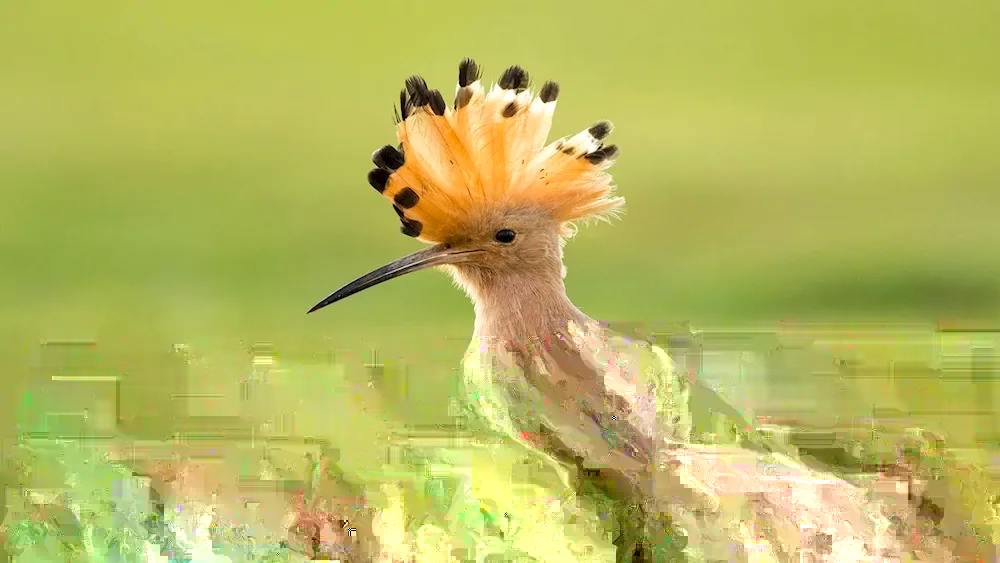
left=310, top=59, right=907, bottom=562
left=460, top=323, right=694, bottom=563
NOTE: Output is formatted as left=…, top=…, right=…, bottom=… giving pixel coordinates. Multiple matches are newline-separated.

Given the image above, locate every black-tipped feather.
left=400, top=217, right=423, bottom=237
left=373, top=145, right=405, bottom=171
left=539, top=81, right=560, bottom=103
left=458, top=58, right=481, bottom=87
left=429, top=90, right=447, bottom=116
left=588, top=121, right=613, bottom=141
left=498, top=65, right=530, bottom=91
left=584, top=144, right=619, bottom=164
left=455, top=87, right=473, bottom=110
left=398, top=88, right=412, bottom=122
left=393, top=187, right=420, bottom=209
left=368, top=168, right=390, bottom=193
left=405, top=76, right=431, bottom=107
left=501, top=101, right=519, bottom=118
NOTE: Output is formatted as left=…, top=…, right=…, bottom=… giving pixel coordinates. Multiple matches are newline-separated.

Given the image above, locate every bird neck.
left=463, top=269, right=590, bottom=343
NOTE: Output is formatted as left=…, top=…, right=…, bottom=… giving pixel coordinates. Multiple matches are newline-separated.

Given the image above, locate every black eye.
left=494, top=229, right=516, bottom=243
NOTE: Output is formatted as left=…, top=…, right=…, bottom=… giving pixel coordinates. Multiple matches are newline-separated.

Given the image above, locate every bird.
left=308, top=59, right=907, bottom=563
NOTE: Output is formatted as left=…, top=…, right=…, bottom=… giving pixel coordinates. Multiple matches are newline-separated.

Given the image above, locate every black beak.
left=308, top=244, right=482, bottom=314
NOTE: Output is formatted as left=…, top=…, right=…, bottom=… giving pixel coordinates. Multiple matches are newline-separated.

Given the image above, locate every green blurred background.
left=1, top=1, right=999, bottom=440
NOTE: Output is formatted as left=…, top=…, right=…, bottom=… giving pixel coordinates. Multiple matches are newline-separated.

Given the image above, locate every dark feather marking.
left=498, top=65, right=529, bottom=92
left=539, top=81, right=560, bottom=103
left=584, top=144, right=619, bottom=164
left=372, top=145, right=405, bottom=171
left=405, top=76, right=431, bottom=107
left=392, top=205, right=404, bottom=218
left=561, top=146, right=575, bottom=155
left=588, top=121, right=613, bottom=141
left=428, top=90, right=446, bottom=116
left=367, top=168, right=390, bottom=193
left=501, top=101, right=518, bottom=118
left=454, top=87, right=473, bottom=110
left=400, top=217, right=422, bottom=237
left=458, top=58, right=481, bottom=88
left=398, top=88, right=412, bottom=121
left=393, top=187, right=419, bottom=209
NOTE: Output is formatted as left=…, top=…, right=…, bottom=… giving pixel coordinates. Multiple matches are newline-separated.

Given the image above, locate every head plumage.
left=366, top=58, right=624, bottom=244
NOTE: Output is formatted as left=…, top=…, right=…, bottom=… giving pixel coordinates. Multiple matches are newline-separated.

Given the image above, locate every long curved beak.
left=308, top=244, right=481, bottom=314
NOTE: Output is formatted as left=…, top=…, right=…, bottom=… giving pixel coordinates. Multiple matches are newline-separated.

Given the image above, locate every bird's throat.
left=463, top=270, right=590, bottom=344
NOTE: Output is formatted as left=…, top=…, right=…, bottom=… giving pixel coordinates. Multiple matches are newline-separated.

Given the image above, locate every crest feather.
left=368, top=59, right=623, bottom=243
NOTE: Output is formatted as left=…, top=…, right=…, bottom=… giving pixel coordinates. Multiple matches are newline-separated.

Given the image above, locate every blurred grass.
left=1, top=0, right=999, bottom=440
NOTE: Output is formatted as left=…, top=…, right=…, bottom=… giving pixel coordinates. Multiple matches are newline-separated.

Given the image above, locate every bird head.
left=309, top=59, right=623, bottom=314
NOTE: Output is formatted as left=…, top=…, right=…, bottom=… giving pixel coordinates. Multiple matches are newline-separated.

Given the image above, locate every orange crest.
left=366, top=59, right=624, bottom=244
